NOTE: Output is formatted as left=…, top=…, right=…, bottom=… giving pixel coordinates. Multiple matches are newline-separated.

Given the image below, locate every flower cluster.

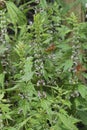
left=0, top=8, right=7, bottom=129
left=69, top=36, right=81, bottom=84
left=33, top=43, right=45, bottom=87
left=0, top=9, right=7, bottom=44
left=32, top=43, right=47, bottom=98
left=0, top=9, right=9, bottom=70
left=70, top=90, right=79, bottom=98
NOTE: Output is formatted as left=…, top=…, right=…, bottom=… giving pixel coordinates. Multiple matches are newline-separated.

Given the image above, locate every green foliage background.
left=0, top=0, right=87, bottom=130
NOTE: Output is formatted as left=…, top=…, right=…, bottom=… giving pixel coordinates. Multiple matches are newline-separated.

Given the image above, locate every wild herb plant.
left=0, top=0, right=87, bottom=130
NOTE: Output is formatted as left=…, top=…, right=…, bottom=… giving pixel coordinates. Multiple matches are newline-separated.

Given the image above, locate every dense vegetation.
left=0, top=0, right=87, bottom=130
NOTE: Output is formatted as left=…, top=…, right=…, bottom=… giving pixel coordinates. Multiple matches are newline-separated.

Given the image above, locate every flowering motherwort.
left=0, top=6, right=9, bottom=73
left=69, top=34, right=81, bottom=84
left=32, top=42, right=47, bottom=98
left=33, top=44, right=45, bottom=87
left=0, top=8, right=7, bottom=44
left=0, top=2, right=7, bottom=129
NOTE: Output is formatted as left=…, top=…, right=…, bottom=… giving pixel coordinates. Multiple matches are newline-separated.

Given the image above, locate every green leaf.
left=40, top=0, right=47, bottom=9
left=41, top=99, right=52, bottom=119
left=0, top=104, right=10, bottom=112
left=63, top=60, right=73, bottom=71
left=58, top=113, right=79, bottom=130
left=58, top=26, right=71, bottom=39
left=4, top=127, right=17, bottom=130
left=82, top=43, right=87, bottom=49
left=18, top=117, right=31, bottom=129
left=0, top=93, right=4, bottom=100
left=21, top=72, right=34, bottom=82
left=4, top=114, right=12, bottom=120
left=20, top=99, right=30, bottom=116
left=0, top=73, right=5, bottom=88
left=77, top=111, right=87, bottom=125
left=6, top=1, right=26, bottom=25
left=58, top=44, right=71, bottom=51
left=23, top=57, right=33, bottom=73
left=21, top=57, right=34, bottom=82
left=4, top=85, right=19, bottom=92
left=82, top=73, right=87, bottom=79
left=0, top=45, right=8, bottom=55
left=78, top=85, right=87, bottom=98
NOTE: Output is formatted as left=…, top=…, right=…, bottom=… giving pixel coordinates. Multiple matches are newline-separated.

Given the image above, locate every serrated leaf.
left=58, top=113, right=79, bottom=130
left=18, top=117, right=30, bottom=129
left=5, top=127, right=16, bottom=130
left=77, top=111, right=87, bottom=125
left=23, top=57, right=32, bottom=71
left=0, top=73, right=5, bottom=88
left=41, top=99, right=52, bottom=119
left=21, top=57, right=34, bottom=82
left=0, top=104, right=10, bottom=112
left=0, top=93, right=4, bottom=100
left=82, top=73, right=87, bottom=79
left=78, top=85, right=87, bottom=98
left=63, top=60, right=73, bottom=71
left=82, top=43, right=87, bottom=49
left=6, top=1, right=26, bottom=25
left=40, top=0, right=47, bottom=9
left=21, top=72, right=34, bottom=82
left=58, top=44, right=71, bottom=51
